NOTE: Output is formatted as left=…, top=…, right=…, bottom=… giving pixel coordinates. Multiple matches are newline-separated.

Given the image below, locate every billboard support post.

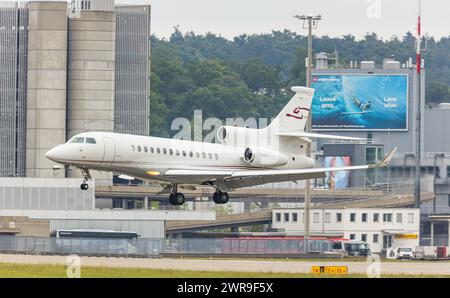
left=294, top=13, right=321, bottom=253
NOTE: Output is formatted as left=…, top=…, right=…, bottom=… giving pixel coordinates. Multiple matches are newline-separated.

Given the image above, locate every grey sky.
left=116, top=0, right=449, bottom=40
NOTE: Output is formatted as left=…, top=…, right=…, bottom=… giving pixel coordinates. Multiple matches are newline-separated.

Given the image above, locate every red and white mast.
left=416, top=0, right=421, bottom=74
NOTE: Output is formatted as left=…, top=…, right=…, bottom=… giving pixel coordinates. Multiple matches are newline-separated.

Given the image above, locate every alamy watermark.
left=66, top=254, right=81, bottom=278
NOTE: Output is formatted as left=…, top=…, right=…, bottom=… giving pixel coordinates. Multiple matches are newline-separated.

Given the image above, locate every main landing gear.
left=168, top=184, right=185, bottom=206
left=213, top=190, right=229, bottom=204
left=80, top=168, right=91, bottom=191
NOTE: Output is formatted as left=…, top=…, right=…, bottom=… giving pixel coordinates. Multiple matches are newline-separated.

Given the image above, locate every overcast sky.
left=116, top=0, right=449, bottom=40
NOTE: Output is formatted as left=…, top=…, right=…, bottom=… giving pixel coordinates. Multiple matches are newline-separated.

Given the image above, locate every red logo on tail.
left=286, top=106, right=310, bottom=120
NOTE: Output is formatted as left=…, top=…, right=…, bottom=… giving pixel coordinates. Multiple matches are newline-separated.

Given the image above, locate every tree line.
left=150, top=28, right=450, bottom=137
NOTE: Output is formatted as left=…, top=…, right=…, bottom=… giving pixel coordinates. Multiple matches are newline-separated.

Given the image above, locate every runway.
left=1, top=254, right=449, bottom=276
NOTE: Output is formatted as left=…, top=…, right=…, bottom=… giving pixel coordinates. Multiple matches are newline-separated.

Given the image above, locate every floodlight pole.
left=415, top=0, right=422, bottom=208
left=294, top=14, right=321, bottom=253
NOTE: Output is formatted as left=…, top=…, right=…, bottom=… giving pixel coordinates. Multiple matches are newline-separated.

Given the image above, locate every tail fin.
left=268, top=86, right=315, bottom=133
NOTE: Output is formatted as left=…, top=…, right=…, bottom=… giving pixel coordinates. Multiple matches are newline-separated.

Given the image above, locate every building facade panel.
left=114, top=5, right=151, bottom=136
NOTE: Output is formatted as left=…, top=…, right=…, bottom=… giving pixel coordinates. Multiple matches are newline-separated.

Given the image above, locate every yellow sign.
left=395, top=234, right=418, bottom=239
left=311, top=266, right=348, bottom=275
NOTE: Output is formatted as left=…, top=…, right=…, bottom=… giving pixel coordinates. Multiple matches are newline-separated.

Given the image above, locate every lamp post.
left=294, top=14, right=321, bottom=253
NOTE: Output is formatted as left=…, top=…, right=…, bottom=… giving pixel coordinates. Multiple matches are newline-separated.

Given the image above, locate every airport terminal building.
left=0, top=0, right=151, bottom=179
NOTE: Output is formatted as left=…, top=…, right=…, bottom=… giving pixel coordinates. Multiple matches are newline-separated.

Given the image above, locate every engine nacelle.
left=242, top=147, right=288, bottom=167
left=217, top=126, right=260, bottom=145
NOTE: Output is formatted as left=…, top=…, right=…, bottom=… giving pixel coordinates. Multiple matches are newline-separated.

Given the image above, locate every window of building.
left=373, top=234, right=379, bottom=243
left=407, top=213, right=414, bottom=224
left=383, top=213, right=392, bottom=222
left=447, top=166, right=450, bottom=177
left=284, top=213, right=290, bottom=222
left=336, top=213, right=342, bottom=222
left=396, top=213, right=403, bottom=223
left=448, top=194, right=450, bottom=207
left=292, top=213, right=298, bottom=222
left=362, top=213, right=367, bottom=223
left=350, top=213, right=356, bottom=222
left=313, top=212, right=320, bottom=223
left=70, top=137, right=85, bottom=144
left=275, top=213, right=281, bottom=222
left=324, top=213, right=331, bottom=223
left=137, top=146, right=142, bottom=152
left=350, top=234, right=356, bottom=240
left=361, top=234, right=367, bottom=242
left=373, top=213, right=379, bottom=222
left=86, top=137, right=96, bottom=144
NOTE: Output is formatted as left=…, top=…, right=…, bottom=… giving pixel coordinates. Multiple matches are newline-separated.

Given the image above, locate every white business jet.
left=45, top=86, right=396, bottom=205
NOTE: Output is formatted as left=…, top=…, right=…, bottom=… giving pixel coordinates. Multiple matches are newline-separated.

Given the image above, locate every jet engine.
left=242, top=147, right=288, bottom=167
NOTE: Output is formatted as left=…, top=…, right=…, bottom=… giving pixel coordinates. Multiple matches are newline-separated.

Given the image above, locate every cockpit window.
left=86, top=137, right=96, bottom=144
left=70, top=137, right=85, bottom=144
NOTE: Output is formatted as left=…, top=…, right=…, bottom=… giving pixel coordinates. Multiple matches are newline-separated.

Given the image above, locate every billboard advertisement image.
left=311, top=74, right=409, bottom=131
left=324, top=156, right=351, bottom=189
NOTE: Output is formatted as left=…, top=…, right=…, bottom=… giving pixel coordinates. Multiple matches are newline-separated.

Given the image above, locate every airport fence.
left=163, top=237, right=334, bottom=255
left=0, top=236, right=334, bottom=257
left=0, top=235, right=163, bottom=257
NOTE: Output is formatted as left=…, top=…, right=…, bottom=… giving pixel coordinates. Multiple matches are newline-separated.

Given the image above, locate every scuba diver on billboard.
left=341, top=92, right=375, bottom=115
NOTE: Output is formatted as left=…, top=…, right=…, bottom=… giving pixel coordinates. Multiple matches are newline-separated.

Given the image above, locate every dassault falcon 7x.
left=45, top=86, right=397, bottom=205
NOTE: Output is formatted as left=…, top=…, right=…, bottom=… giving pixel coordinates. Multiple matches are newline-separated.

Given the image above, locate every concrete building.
left=0, top=216, right=50, bottom=237
left=0, top=0, right=151, bottom=181
left=0, top=178, right=215, bottom=238
left=272, top=208, right=420, bottom=253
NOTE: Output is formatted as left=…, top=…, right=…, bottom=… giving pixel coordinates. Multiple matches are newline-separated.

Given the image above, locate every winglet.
left=378, top=147, right=397, bottom=167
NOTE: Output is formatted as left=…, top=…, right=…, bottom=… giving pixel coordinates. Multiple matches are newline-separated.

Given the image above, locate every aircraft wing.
left=164, top=147, right=397, bottom=188
left=230, top=147, right=397, bottom=180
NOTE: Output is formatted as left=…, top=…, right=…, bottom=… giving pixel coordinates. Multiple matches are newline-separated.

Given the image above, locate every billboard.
left=324, top=156, right=351, bottom=189
left=311, top=74, right=409, bottom=131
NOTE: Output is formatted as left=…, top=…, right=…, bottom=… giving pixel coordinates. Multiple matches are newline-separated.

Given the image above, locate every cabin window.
left=70, top=137, right=85, bottom=144
left=163, top=148, right=167, bottom=155
left=208, top=153, right=212, bottom=159
left=189, top=151, right=193, bottom=157
left=214, top=154, right=218, bottom=160
left=169, top=149, right=173, bottom=155
left=182, top=151, right=186, bottom=157
left=150, top=147, right=154, bottom=153
left=202, top=152, right=206, bottom=159
left=144, top=146, right=148, bottom=153
left=86, top=137, right=96, bottom=144
left=156, top=148, right=160, bottom=154
left=137, top=146, right=142, bottom=152
left=176, top=150, right=180, bottom=156
left=131, top=145, right=135, bottom=151
left=195, top=152, right=200, bottom=158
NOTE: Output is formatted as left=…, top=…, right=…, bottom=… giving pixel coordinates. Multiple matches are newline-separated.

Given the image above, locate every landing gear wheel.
left=80, top=183, right=89, bottom=190
left=213, top=191, right=229, bottom=204
left=169, top=192, right=185, bottom=205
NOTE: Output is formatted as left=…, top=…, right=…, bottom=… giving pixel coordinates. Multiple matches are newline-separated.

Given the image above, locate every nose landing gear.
left=80, top=168, right=91, bottom=191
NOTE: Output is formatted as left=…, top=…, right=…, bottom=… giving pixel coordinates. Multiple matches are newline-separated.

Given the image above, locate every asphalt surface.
left=0, top=254, right=449, bottom=276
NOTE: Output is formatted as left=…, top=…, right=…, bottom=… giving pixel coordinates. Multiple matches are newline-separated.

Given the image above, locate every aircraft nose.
left=45, top=146, right=63, bottom=162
